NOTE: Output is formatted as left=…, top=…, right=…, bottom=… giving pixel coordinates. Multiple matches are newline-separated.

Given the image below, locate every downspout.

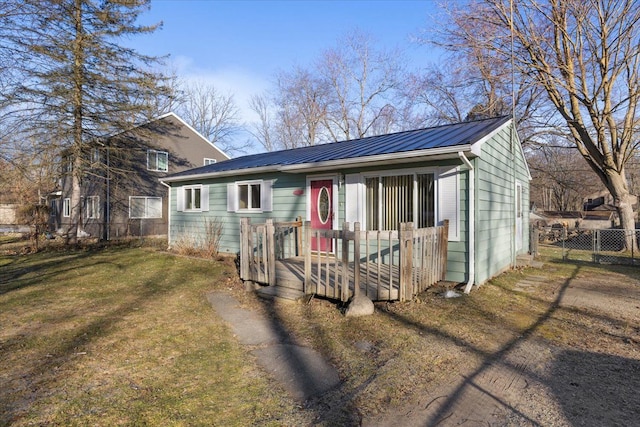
left=160, top=180, right=171, bottom=247
left=459, top=152, right=475, bottom=294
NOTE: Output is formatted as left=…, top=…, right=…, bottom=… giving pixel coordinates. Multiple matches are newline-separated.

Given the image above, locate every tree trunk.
left=606, top=170, right=637, bottom=251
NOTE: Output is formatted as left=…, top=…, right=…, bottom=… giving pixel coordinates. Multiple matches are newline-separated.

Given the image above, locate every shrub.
left=172, top=217, right=224, bottom=258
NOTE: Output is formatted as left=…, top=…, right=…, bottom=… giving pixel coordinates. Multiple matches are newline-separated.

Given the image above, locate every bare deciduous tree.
left=320, top=30, right=403, bottom=141
left=250, top=30, right=405, bottom=151
left=249, top=94, right=276, bottom=152
left=528, top=142, right=601, bottom=211
left=176, top=81, right=243, bottom=155
left=441, top=0, right=640, bottom=246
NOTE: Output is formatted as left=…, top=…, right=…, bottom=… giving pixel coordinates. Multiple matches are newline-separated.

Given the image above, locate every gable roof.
left=107, top=112, right=230, bottom=161
left=162, top=116, right=512, bottom=182
left=154, top=112, right=230, bottom=160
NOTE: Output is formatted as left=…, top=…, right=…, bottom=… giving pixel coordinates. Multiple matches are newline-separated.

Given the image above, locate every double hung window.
left=147, top=150, right=168, bottom=172
left=63, top=198, right=71, bottom=217
left=227, top=180, right=272, bottom=213
left=130, top=196, right=162, bottom=218
left=85, top=196, right=99, bottom=219
left=177, top=185, right=209, bottom=212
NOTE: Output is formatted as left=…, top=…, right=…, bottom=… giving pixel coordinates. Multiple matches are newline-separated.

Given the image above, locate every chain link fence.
left=533, top=226, right=640, bottom=265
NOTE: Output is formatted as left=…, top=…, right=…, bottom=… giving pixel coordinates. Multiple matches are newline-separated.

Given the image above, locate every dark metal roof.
left=165, top=116, right=510, bottom=180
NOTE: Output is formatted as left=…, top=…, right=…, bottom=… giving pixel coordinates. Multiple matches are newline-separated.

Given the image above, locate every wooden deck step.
left=255, top=285, right=305, bottom=302
left=276, top=278, right=304, bottom=291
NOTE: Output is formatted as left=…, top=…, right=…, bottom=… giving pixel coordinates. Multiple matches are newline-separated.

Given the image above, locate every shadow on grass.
left=373, top=264, right=640, bottom=426
left=0, top=250, right=177, bottom=425
left=240, top=295, right=362, bottom=425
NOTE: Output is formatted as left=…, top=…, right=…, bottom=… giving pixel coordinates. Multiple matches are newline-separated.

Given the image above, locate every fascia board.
left=161, top=145, right=475, bottom=183
left=160, top=165, right=281, bottom=183
left=279, top=145, right=474, bottom=173
left=469, top=120, right=510, bottom=156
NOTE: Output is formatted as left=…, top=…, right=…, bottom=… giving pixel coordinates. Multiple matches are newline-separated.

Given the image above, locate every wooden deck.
left=275, top=256, right=400, bottom=301
left=241, top=219, right=449, bottom=302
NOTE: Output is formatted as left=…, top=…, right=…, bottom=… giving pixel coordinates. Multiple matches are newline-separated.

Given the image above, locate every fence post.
left=398, top=222, right=414, bottom=302
left=296, top=216, right=303, bottom=257
left=341, top=222, right=350, bottom=302
left=304, top=221, right=312, bottom=294
left=441, top=220, right=449, bottom=282
left=265, top=219, right=276, bottom=285
left=353, top=222, right=361, bottom=297
left=240, top=218, right=250, bottom=281
left=562, top=226, right=567, bottom=261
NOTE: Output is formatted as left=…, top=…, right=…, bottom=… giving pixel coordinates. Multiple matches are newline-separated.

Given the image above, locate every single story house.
left=161, top=116, right=531, bottom=291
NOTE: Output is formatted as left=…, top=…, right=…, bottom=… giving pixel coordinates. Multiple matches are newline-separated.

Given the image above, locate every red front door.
left=310, top=179, right=333, bottom=252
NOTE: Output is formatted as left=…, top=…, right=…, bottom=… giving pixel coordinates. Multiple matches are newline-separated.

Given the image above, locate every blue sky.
left=132, top=0, right=449, bottom=144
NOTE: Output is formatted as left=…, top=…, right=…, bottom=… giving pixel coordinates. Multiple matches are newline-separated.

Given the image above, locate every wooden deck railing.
left=239, top=218, right=303, bottom=285
left=240, top=218, right=448, bottom=302
left=305, top=221, right=448, bottom=302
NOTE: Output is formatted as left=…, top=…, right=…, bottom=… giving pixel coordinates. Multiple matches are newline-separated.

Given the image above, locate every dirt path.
left=365, top=268, right=640, bottom=426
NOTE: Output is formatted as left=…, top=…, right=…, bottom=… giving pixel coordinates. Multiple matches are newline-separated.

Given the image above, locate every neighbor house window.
left=204, top=158, right=216, bottom=166
left=63, top=198, right=71, bottom=217
left=177, top=185, right=209, bottom=212
left=90, top=147, right=100, bottom=164
left=227, top=180, right=273, bottom=213
left=365, top=173, right=434, bottom=231
left=129, top=196, right=162, bottom=219
left=147, top=149, right=168, bottom=172
left=84, top=196, right=99, bottom=219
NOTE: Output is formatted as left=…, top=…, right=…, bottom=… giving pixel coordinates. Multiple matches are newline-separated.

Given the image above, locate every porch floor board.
left=274, top=256, right=400, bottom=301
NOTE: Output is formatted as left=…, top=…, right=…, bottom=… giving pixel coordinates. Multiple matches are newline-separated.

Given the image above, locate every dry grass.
left=1, top=239, right=638, bottom=425
left=0, top=242, right=306, bottom=426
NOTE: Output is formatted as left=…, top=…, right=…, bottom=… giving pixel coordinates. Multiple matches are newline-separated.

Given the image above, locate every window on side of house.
left=84, top=196, right=99, bottom=219
left=239, top=182, right=261, bottom=210
left=129, top=196, right=162, bottom=219
left=204, top=158, right=216, bottom=166
left=63, top=198, right=71, bottom=217
left=147, top=149, right=168, bottom=172
left=365, top=173, right=435, bottom=231
left=177, top=185, right=209, bottom=212
left=226, top=180, right=273, bottom=213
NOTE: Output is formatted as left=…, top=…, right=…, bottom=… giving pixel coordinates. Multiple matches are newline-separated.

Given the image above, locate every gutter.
left=459, top=151, right=475, bottom=294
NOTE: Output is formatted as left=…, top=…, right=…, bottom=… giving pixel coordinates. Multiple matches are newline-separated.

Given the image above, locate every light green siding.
left=473, top=123, right=530, bottom=285
left=167, top=120, right=530, bottom=288
left=169, top=172, right=307, bottom=254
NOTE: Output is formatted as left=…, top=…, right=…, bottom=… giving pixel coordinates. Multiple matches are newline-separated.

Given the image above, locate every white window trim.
left=182, top=185, right=203, bottom=212
left=63, top=198, right=71, bottom=218
left=147, top=149, right=168, bottom=172
left=228, top=180, right=272, bottom=213
left=204, top=158, right=217, bottom=166
left=348, top=166, right=460, bottom=241
left=129, top=196, right=163, bottom=219
left=85, top=195, right=99, bottom=219
left=360, top=167, right=437, bottom=231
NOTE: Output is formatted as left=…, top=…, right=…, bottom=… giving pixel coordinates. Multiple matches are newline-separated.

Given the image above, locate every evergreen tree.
left=7, top=0, right=166, bottom=240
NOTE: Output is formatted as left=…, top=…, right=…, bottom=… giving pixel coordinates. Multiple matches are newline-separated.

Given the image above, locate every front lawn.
left=0, top=244, right=306, bottom=426
left=1, top=240, right=638, bottom=425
